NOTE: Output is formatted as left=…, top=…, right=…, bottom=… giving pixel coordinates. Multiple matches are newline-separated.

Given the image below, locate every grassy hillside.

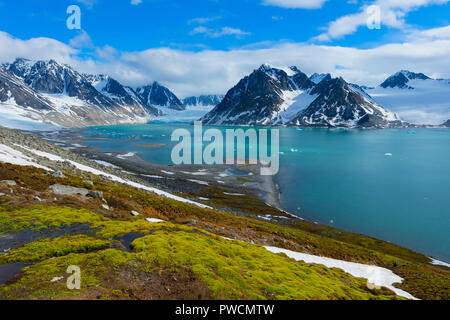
left=0, top=162, right=449, bottom=300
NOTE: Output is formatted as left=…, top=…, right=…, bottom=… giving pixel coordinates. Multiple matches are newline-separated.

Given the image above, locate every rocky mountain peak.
left=380, top=70, right=431, bottom=89
left=309, top=73, right=332, bottom=84
left=136, top=81, right=185, bottom=111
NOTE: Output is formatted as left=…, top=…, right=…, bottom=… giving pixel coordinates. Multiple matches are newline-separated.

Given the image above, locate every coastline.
left=21, top=126, right=450, bottom=264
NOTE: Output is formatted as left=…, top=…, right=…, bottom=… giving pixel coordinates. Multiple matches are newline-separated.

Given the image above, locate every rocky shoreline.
left=21, top=127, right=285, bottom=214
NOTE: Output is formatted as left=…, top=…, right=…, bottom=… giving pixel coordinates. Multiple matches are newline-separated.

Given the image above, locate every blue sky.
left=0, top=0, right=449, bottom=96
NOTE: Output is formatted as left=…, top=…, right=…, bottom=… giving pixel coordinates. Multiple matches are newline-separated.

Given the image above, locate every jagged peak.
left=396, top=70, right=430, bottom=80
left=309, top=73, right=332, bottom=84
left=258, top=63, right=273, bottom=72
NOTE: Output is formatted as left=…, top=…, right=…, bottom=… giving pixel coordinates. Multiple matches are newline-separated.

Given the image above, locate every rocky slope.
left=136, top=82, right=185, bottom=111
left=201, top=65, right=315, bottom=126
left=201, top=65, right=403, bottom=128
left=292, top=78, right=403, bottom=128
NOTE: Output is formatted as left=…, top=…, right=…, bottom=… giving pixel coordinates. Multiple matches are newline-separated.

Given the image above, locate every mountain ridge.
left=201, top=65, right=405, bottom=128
left=0, top=58, right=185, bottom=127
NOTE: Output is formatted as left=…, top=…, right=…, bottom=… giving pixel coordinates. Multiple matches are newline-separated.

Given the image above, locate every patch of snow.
left=188, top=179, right=209, bottom=186
left=0, top=143, right=52, bottom=170
left=264, top=246, right=418, bottom=300
left=14, top=145, right=212, bottom=209
left=146, top=218, right=165, bottom=223
left=94, top=160, right=118, bottom=168
left=117, top=152, right=136, bottom=159
left=430, top=258, right=450, bottom=268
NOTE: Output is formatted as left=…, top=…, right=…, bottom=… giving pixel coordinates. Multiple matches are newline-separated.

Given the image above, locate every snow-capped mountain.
left=380, top=70, right=430, bottom=89
left=136, top=82, right=185, bottom=111
left=291, top=78, right=402, bottom=128
left=183, top=94, right=224, bottom=107
left=0, top=58, right=185, bottom=127
left=201, top=65, right=403, bottom=128
left=367, top=70, right=450, bottom=125
left=84, top=74, right=160, bottom=116
left=201, top=64, right=315, bottom=126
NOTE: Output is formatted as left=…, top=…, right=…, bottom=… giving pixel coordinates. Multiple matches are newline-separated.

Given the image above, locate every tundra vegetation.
left=0, top=162, right=448, bottom=300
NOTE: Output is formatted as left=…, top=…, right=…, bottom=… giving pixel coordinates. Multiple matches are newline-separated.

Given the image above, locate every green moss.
left=0, top=235, right=113, bottom=264
left=131, top=230, right=398, bottom=300
left=0, top=249, right=132, bottom=300
left=0, top=205, right=107, bottom=232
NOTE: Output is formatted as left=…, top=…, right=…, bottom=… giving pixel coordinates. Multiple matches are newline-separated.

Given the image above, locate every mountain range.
left=0, top=59, right=187, bottom=127
left=0, top=59, right=449, bottom=129
left=201, top=65, right=404, bottom=128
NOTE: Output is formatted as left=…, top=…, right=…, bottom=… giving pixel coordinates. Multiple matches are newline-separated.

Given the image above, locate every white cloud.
left=0, top=31, right=77, bottom=64
left=69, top=30, right=93, bottom=49
left=190, top=26, right=251, bottom=39
left=263, top=0, right=328, bottom=9
left=131, top=0, right=142, bottom=5
left=315, top=0, right=450, bottom=41
left=0, top=27, right=449, bottom=100
left=188, top=16, right=222, bottom=24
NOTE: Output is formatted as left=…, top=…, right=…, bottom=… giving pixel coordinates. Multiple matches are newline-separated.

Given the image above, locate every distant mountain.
left=380, top=70, right=430, bottom=89
left=367, top=70, right=450, bottom=125
left=0, top=58, right=173, bottom=127
left=84, top=74, right=160, bottom=116
left=183, top=94, right=224, bottom=107
left=201, top=64, right=403, bottom=128
left=292, top=78, right=402, bottom=128
left=136, top=82, right=185, bottom=111
left=443, top=119, right=450, bottom=127
left=201, top=64, right=315, bottom=126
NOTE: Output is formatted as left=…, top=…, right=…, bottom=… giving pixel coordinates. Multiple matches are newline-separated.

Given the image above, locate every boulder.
left=48, top=184, right=89, bottom=196
left=87, top=191, right=103, bottom=200
left=131, top=210, right=140, bottom=216
left=1, top=180, right=17, bottom=186
left=51, top=171, right=65, bottom=178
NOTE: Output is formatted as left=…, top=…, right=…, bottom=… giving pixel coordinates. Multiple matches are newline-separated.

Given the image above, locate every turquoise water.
left=81, top=124, right=450, bottom=262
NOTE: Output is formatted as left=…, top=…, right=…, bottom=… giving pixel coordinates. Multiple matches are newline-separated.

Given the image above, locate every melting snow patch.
left=264, top=246, right=418, bottom=300
left=146, top=218, right=165, bottom=223
left=0, top=144, right=51, bottom=170
left=14, top=145, right=212, bottom=209
left=430, top=258, right=450, bottom=268
left=117, top=152, right=137, bottom=159
left=188, top=180, right=209, bottom=186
